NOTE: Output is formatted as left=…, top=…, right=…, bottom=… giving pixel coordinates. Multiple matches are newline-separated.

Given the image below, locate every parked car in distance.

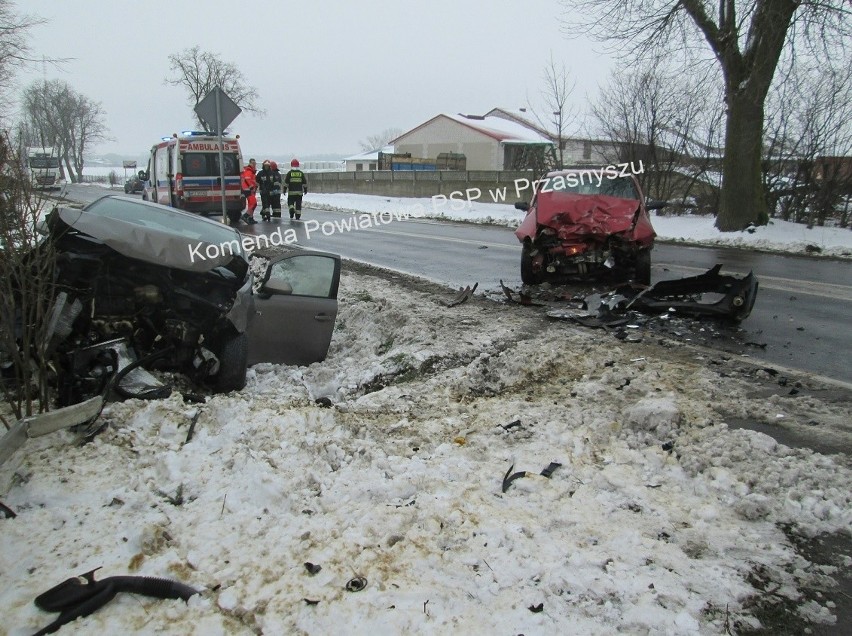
left=514, top=168, right=663, bottom=285
left=13, top=195, right=339, bottom=406
left=124, top=172, right=145, bottom=193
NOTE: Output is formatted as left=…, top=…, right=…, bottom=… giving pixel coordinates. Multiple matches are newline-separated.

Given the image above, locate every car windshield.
left=83, top=196, right=240, bottom=244
left=29, top=157, right=60, bottom=169
left=544, top=173, right=639, bottom=199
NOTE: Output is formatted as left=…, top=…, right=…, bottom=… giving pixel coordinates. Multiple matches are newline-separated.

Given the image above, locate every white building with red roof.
left=391, top=113, right=554, bottom=170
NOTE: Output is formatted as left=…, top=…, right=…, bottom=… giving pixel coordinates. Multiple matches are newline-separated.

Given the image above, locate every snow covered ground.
left=306, top=193, right=852, bottom=259
left=2, top=259, right=850, bottom=634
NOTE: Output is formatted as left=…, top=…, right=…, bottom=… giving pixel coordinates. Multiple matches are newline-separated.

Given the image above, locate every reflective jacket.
left=270, top=169, right=283, bottom=196
left=241, top=165, right=257, bottom=194
left=256, top=167, right=276, bottom=195
left=284, top=169, right=307, bottom=195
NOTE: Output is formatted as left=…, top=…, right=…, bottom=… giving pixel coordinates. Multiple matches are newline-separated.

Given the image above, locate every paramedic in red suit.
left=240, top=158, right=258, bottom=225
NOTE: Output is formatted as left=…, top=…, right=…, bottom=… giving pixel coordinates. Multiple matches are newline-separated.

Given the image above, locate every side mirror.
left=138, top=170, right=147, bottom=180
left=262, top=278, right=293, bottom=296
left=514, top=201, right=530, bottom=212
left=645, top=199, right=667, bottom=211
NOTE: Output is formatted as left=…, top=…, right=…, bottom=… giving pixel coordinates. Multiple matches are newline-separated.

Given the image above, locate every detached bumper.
left=628, top=264, right=759, bottom=321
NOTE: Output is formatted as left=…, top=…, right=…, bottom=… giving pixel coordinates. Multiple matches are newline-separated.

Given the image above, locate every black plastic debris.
left=548, top=266, right=759, bottom=334
left=500, top=280, right=544, bottom=306
left=443, top=282, right=478, bottom=307
left=502, top=461, right=562, bottom=492
left=345, top=576, right=368, bottom=592
left=626, top=264, right=759, bottom=322
left=501, top=419, right=523, bottom=431
left=315, top=397, right=333, bottom=408
left=540, top=462, right=562, bottom=478
left=304, top=562, right=322, bottom=575
left=662, top=441, right=675, bottom=453
left=501, top=463, right=527, bottom=493
left=32, top=567, right=198, bottom=636
left=303, top=598, right=320, bottom=605
left=0, top=501, right=16, bottom=519
left=528, top=602, right=544, bottom=613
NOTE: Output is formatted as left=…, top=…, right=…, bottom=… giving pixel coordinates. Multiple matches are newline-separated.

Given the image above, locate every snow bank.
left=1, top=267, right=850, bottom=634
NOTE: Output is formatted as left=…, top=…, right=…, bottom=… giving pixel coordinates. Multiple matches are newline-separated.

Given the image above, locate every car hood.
left=56, top=206, right=245, bottom=273
left=536, top=192, right=642, bottom=238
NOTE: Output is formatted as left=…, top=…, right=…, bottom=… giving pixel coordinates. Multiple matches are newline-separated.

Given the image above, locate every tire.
left=521, top=245, right=543, bottom=285
left=214, top=332, right=248, bottom=392
left=634, top=249, right=652, bottom=286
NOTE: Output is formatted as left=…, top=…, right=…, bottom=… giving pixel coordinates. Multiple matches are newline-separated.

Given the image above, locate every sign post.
left=194, top=87, right=242, bottom=222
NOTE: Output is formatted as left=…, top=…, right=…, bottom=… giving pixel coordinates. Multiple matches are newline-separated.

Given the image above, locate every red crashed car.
left=514, top=168, right=662, bottom=285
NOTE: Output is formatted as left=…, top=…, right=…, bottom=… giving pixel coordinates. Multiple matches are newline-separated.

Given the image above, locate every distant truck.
left=26, top=147, right=61, bottom=189
left=142, top=131, right=244, bottom=216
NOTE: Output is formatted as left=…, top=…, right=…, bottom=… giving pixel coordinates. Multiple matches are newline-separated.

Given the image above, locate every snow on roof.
left=344, top=145, right=393, bottom=162
left=443, top=113, right=553, bottom=144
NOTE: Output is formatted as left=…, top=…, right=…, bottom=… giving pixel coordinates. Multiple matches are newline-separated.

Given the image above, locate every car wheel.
left=124, top=186, right=130, bottom=193
left=214, top=332, right=248, bottom=392
left=521, top=245, right=543, bottom=285
left=635, top=250, right=652, bottom=286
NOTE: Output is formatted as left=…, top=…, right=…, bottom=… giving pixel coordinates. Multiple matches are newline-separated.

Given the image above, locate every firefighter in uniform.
left=269, top=161, right=283, bottom=219
left=256, top=160, right=275, bottom=221
left=284, top=159, right=308, bottom=220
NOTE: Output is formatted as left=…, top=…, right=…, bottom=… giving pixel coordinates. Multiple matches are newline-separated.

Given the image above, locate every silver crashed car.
left=32, top=195, right=340, bottom=405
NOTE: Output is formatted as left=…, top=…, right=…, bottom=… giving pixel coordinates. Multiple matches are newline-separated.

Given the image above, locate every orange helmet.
left=290, top=159, right=299, bottom=167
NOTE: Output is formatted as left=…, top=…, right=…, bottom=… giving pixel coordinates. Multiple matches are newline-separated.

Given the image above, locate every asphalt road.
left=59, top=186, right=852, bottom=385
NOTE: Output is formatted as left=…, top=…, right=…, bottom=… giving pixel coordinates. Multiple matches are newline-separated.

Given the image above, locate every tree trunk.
left=716, top=90, right=767, bottom=230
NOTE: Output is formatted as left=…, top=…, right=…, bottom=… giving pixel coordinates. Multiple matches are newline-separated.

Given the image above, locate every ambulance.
left=142, top=131, right=244, bottom=216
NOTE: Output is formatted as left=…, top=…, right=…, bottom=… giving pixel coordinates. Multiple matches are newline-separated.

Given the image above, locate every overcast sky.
left=15, top=0, right=615, bottom=159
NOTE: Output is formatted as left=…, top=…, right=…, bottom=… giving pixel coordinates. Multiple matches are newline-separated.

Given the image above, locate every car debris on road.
left=442, top=282, right=478, bottom=307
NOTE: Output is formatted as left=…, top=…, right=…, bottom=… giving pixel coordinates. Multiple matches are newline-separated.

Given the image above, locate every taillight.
left=175, top=172, right=183, bottom=196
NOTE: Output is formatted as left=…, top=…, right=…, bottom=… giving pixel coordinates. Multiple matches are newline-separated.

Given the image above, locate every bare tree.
left=0, top=1, right=46, bottom=121
left=66, top=93, right=109, bottom=181
left=0, top=131, right=57, bottom=419
left=526, top=53, right=576, bottom=169
left=165, top=46, right=264, bottom=131
left=764, top=56, right=852, bottom=227
left=359, top=127, right=403, bottom=152
left=560, top=0, right=851, bottom=231
left=591, top=58, right=724, bottom=210
left=21, top=79, right=110, bottom=182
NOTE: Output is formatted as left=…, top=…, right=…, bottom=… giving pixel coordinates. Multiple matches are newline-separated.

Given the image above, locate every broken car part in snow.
left=345, top=576, right=368, bottom=592
left=0, top=396, right=103, bottom=469
left=32, top=567, right=198, bottom=635
left=442, top=282, right=478, bottom=307
left=304, top=562, right=322, bottom=575
left=499, top=280, right=544, bottom=306
left=501, top=461, right=563, bottom=493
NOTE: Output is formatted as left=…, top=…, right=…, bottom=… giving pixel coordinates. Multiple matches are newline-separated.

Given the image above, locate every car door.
left=247, top=251, right=341, bottom=366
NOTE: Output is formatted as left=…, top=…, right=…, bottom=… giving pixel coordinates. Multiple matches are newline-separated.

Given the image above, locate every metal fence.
left=309, top=170, right=534, bottom=184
